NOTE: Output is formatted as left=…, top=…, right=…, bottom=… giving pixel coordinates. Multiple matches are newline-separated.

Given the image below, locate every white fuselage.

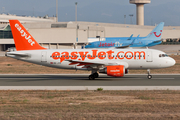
left=6, top=49, right=175, bottom=71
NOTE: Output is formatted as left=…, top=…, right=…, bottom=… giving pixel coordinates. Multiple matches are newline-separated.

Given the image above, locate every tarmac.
left=0, top=74, right=180, bottom=90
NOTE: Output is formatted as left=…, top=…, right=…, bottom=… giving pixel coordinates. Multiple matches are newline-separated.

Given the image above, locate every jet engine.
left=99, top=65, right=127, bottom=77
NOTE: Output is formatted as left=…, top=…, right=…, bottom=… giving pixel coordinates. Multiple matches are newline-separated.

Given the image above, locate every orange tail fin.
left=9, top=20, right=46, bottom=51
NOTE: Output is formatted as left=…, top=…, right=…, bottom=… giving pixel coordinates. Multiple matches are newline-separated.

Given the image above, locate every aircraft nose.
left=85, top=45, right=88, bottom=48
left=171, top=58, right=176, bottom=66
left=168, top=57, right=176, bottom=67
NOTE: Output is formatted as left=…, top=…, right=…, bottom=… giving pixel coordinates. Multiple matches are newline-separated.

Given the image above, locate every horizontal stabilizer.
left=6, top=52, right=30, bottom=57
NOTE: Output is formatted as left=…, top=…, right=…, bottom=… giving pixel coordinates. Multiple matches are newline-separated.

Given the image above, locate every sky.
left=1, top=0, right=180, bottom=26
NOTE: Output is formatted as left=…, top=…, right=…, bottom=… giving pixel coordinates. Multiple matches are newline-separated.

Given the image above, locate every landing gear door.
left=147, top=51, right=153, bottom=62
left=41, top=51, right=47, bottom=62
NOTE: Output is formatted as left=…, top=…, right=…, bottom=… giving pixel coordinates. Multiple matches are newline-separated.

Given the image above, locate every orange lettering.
left=98, top=51, right=106, bottom=59
left=71, top=52, right=78, bottom=60
left=87, top=50, right=97, bottom=60
left=134, top=51, right=145, bottom=59
left=79, top=51, right=89, bottom=61
left=52, top=52, right=60, bottom=60
left=51, top=50, right=146, bottom=63
left=60, top=52, right=69, bottom=62
left=117, top=51, right=124, bottom=60
left=125, top=51, right=133, bottom=60
left=107, top=50, right=114, bottom=59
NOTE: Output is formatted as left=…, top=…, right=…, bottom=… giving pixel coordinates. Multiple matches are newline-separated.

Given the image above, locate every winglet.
left=128, top=34, right=133, bottom=40
left=9, top=20, right=46, bottom=51
left=128, top=34, right=140, bottom=46
left=130, top=35, right=139, bottom=46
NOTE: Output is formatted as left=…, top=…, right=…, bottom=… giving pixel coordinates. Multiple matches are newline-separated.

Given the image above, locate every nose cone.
left=171, top=58, right=176, bottom=66
left=168, top=57, right=176, bottom=67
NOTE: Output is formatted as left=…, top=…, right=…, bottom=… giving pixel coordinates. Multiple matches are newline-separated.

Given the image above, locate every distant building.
left=0, top=14, right=180, bottom=51
left=0, top=13, right=56, bottom=23
left=0, top=14, right=56, bottom=50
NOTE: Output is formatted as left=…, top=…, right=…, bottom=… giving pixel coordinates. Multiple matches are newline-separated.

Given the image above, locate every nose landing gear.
left=147, top=69, right=152, bottom=79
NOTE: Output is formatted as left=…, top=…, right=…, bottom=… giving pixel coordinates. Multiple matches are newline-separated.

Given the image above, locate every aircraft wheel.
left=89, top=75, right=95, bottom=80
left=93, top=73, right=99, bottom=78
left=147, top=75, right=152, bottom=79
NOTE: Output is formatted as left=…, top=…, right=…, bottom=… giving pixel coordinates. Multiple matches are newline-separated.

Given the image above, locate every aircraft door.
left=41, top=51, right=47, bottom=62
left=146, top=51, right=153, bottom=62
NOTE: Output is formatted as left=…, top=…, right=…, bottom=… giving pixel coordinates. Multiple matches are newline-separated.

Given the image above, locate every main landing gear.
left=89, top=72, right=99, bottom=80
left=147, top=69, right=152, bottom=79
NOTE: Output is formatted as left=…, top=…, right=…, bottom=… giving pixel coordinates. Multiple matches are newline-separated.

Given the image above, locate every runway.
left=0, top=74, right=179, bottom=87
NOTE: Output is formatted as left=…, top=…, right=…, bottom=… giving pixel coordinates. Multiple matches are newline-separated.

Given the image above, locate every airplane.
left=6, top=20, right=175, bottom=80
left=85, top=22, right=164, bottom=49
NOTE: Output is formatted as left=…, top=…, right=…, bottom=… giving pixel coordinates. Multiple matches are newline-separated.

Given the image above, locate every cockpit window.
left=159, top=54, right=168, bottom=57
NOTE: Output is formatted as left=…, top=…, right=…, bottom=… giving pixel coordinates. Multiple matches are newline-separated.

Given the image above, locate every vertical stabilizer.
left=9, top=20, right=46, bottom=51
left=144, top=22, right=164, bottom=40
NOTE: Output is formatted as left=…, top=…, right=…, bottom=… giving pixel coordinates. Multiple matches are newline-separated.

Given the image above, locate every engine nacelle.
left=125, top=69, right=128, bottom=74
left=106, top=65, right=125, bottom=77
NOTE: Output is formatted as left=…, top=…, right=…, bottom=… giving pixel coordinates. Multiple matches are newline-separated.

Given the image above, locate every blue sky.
left=1, top=0, right=180, bottom=26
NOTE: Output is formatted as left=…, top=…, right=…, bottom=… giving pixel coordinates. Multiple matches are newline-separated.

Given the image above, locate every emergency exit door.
left=146, top=51, right=153, bottom=62
left=41, top=51, right=47, bottom=62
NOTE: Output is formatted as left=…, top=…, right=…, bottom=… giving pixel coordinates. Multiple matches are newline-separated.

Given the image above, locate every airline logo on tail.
left=153, top=30, right=162, bottom=37
left=9, top=20, right=46, bottom=51
left=146, top=22, right=164, bottom=40
left=150, top=30, right=162, bottom=38
left=15, top=23, right=35, bottom=46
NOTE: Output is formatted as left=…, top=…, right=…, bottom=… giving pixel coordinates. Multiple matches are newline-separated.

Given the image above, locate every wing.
left=115, top=36, right=137, bottom=49
left=66, top=59, right=129, bottom=70
left=115, top=45, right=131, bottom=49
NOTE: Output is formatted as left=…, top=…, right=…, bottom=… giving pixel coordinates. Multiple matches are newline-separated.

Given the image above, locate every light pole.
left=56, top=0, right=58, bottom=22
left=75, top=2, right=78, bottom=48
left=75, top=2, right=78, bottom=22
left=124, top=15, right=126, bottom=24
left=129, top=14, right=133, bottom=24
left=2, top=7, right=5, bottom=14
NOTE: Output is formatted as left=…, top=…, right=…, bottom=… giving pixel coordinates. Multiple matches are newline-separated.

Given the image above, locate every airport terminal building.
left=0, top=14, right=180, bottom=51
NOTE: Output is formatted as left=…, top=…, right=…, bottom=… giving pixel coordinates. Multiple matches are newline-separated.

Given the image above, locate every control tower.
left=130, top=0, right=151, bottom=25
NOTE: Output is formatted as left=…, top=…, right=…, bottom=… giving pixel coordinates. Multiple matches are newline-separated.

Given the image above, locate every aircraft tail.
left=144, top=22, right=164, bottom=40
left=9, top=20, right=46, bottom=51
